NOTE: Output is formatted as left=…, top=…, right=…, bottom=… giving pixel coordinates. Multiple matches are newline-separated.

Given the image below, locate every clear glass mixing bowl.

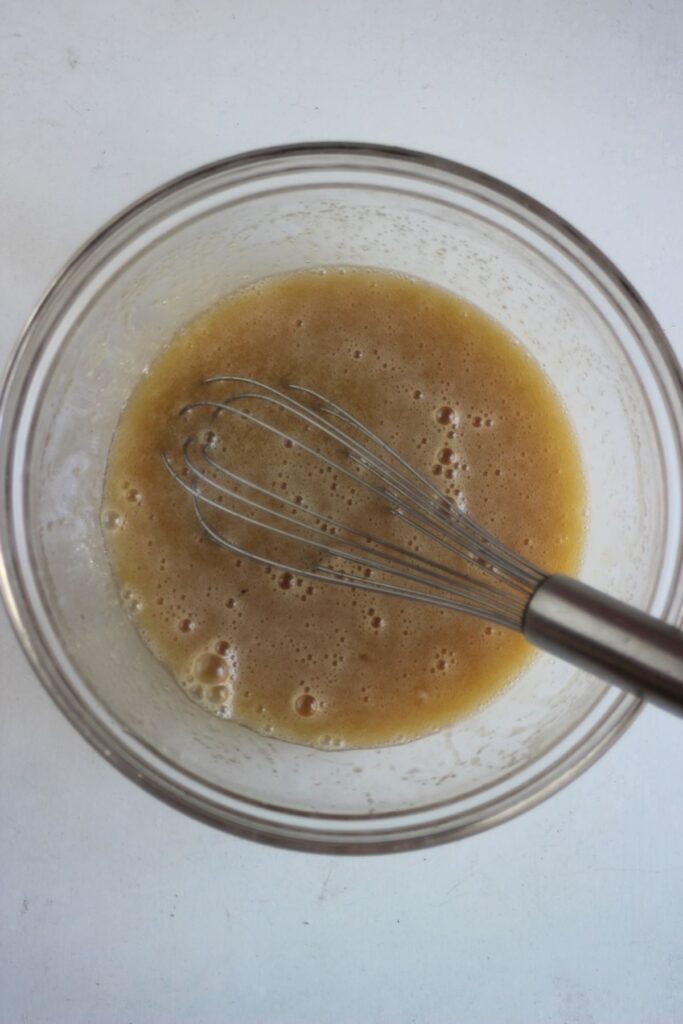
left=1, top=144, right=682, bottom=852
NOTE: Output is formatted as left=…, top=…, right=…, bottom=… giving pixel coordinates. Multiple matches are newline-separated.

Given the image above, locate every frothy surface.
left=102, top=269, right=584, bottom=747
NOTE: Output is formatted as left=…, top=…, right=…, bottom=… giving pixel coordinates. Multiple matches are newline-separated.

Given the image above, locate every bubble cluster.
left=121, top=588, right=142, bottom=614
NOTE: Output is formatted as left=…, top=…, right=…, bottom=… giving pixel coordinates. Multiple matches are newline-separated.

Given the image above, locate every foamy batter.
left=102, top=269, right=584, bottom=747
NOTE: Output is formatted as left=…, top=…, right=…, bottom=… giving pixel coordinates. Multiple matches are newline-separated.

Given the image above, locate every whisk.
left=162, top=377, right=683, bottom=716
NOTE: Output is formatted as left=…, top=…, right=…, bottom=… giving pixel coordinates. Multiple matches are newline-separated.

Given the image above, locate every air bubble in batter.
left=102, top=510, right=123, bottom=531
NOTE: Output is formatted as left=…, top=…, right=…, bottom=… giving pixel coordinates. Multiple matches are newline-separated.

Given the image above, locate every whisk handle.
left=524, top=574, right=683, bottom=717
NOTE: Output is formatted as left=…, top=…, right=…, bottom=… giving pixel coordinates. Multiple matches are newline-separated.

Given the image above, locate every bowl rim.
left=1, top=141, right=681, bottom=853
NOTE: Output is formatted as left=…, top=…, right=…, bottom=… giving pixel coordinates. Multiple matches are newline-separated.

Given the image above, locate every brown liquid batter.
left=102, top=269, right=584, bottom=748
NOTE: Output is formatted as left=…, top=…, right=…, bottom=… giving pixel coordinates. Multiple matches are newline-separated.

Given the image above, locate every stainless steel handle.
left=524, top=574, right=683, bottom=717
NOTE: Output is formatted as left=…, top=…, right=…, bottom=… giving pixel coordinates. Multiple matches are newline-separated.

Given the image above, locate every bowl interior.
left=5, top=150, right=681, bottom=847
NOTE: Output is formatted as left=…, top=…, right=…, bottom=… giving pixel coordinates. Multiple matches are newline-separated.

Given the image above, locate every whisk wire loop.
left=162, top=377, right=546, bottom=630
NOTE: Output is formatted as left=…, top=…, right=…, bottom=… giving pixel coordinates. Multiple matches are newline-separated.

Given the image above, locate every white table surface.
left=2, top=2, right=682, bottom=1022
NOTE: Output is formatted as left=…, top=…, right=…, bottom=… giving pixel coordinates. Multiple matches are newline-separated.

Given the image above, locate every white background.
left=1, top=2, right=683, bottom=1022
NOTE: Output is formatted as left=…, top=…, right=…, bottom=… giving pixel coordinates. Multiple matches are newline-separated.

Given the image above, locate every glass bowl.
left=1, top=143, right=682, bottom=853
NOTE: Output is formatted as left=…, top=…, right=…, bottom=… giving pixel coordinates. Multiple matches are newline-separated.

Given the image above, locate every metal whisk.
left=163, top=377, right=683, bottom=716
